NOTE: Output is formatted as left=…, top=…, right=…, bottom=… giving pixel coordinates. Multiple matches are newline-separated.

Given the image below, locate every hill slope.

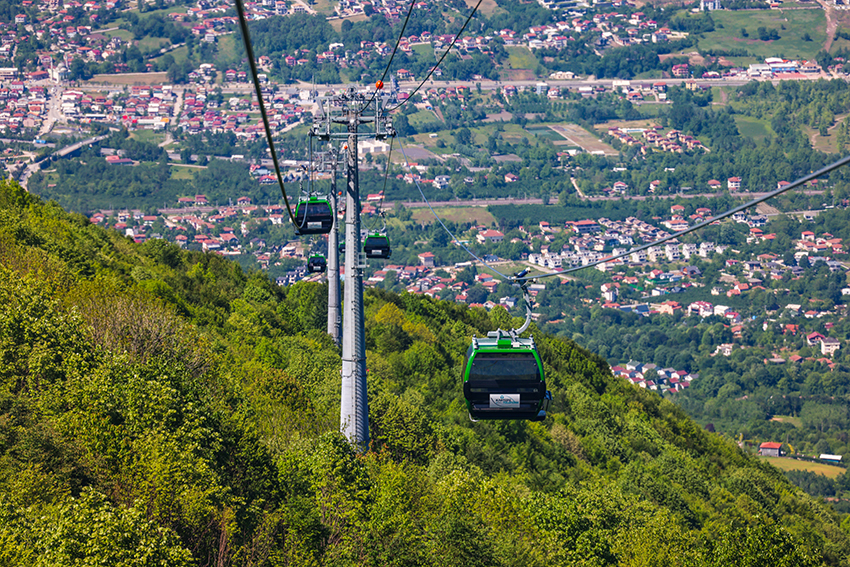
left=0, top=179, right=848, bottom=566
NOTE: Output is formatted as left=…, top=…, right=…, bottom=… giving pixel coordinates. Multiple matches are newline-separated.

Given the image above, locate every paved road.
left=18, top=134, right=110, bottom=188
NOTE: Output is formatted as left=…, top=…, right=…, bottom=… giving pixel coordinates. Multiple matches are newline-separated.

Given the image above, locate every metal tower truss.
left=311, top=88, right=395, bottom=451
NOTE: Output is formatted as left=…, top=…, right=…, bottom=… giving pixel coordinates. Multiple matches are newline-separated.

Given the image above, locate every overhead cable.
left=517, top=153, right=850, bottom=282
left=397, top=138, right=511, bottom=281
left=365, top=0, right=418, bottom=107
left=234, top=0, right=298, bottom=226
left=387, top=0, right=484, bottom=113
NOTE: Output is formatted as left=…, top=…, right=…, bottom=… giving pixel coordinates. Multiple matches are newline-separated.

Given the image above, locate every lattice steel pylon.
left=312, top=88, right=394, bottom=451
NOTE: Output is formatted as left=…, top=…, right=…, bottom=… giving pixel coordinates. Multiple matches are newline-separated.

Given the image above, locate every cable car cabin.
left=293, top=198, right=334, bottom=235
left=307, top=254, right=327, bottom=274
left=462, top=332, right=550, bottom=421
left=364, top=234, right=391, bottom=259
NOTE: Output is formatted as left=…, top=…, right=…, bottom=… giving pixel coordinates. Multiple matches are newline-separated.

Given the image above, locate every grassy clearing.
left=770, top=415, right=803, bottom=427
left=463, top=0, right=503, bottom=16
left=699, top=9, right=826, bottom=61
left=153, top=44, right=188, bottom=65
left=412, top=43, right=435, bottom=61
left=594, top=118, right=660, bottom=130
left=329, top=14, right=368, bottom=31
left=170, top=165, right=200, bottom=180
left=411, top=206, right=497, bottom=225
left=129, top=130, right=165, bottom=144
left=734, top=115, right=775, bottom=142
left=761, top=456, right=846, bottom=479
left=137, top=36, right=170, bottom=52
left=87, top=72, right=169, bottom=85
left=408, top=109, right=443, bottom=128
left=506, top=46, right=538, bottom=70
left=311, top=0, right=336, bottom=14
left=99, top=29, right=134, bottom=42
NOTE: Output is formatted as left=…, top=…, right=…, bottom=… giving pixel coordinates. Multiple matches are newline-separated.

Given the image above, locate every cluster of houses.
left=606, top=125, right=709, bottom=156
left=527, top=214, right=724, bottom=272
left=611, top=360, right=696, bottom=393
left=0, top=81, right=50, bottom=133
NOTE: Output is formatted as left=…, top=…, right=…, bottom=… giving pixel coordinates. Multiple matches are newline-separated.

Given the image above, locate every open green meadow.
left=734, top=115, right=775, bottom=142
left=129, top=129, right=166, bottom=144
left=697, top=8, right=826, bottom=62
left=412, top=43, right=435, bottom=61
left=170, top=165, right=202, bottom=180
left=505, top=46, right=538, bottom=70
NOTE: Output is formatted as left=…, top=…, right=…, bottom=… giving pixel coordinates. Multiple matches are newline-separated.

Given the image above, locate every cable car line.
left=234, top=0, right=298, bottom=228
left=387, top=0, right=484, bottom=114
left=365, top=0, right=417, bottom=108
left=398, top=138, right=512, bottom=282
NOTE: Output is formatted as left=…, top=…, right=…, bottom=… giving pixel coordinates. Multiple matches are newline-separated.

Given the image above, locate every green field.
left=170, top=165, right=201, bottom=180
left=505, top=46, right=538, bottom=70
left=129, top=129, right=166, bottom=144
left=137, top=36, right=170, bottom=53
left=761, top=456, right=846, bottom=479
left=407, top=109, right=443, bottom=128
left=734, top=115, right=775, bottom=142
left=411, top=43, right=435, bottom=61
left=526, top=127, right=564, bottom=141
left=697, top=9, right=826, bottom=62
left=413, top=123, right=538, bottom=150
left=153, top=44, right=188, bottom=65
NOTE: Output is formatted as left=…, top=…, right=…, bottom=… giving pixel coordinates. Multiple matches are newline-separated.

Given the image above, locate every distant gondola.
left=307, top=254, right=327, bottom=273
left=364, top=233, right=391, bottom=259
left=294, top=197, right=334, bottom=235
left=462, top=331, right=551, bottom=421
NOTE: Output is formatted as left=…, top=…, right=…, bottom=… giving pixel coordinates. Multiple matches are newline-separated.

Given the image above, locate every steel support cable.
left=367, top=135, right=395, bottom=232
left=387, top=0, right=484, bottom=113
left=397, top=138, right=510, bottom=281
left=365, top=0, right=418, bottom=108
left=234, top=0, right=298, bottom=226
left=514, top=152, right=850, bottom=282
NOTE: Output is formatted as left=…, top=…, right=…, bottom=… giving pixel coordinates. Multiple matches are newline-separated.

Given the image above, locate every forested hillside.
left=1, top=178, right=849, bottom=566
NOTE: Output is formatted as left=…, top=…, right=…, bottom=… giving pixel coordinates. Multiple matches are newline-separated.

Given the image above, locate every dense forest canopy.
left=1, top=179, right=850, bottom=564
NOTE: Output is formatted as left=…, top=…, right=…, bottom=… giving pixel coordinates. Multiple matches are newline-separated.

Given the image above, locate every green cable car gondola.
left=461, top=269, right=551, bottom=421
left=307, top=254, right=327, bottom=273
left=364, top=233, right=391, bottom=259
left=462, top=331, right=550, bottom=421
left=293, top=197, right=334, bottom=235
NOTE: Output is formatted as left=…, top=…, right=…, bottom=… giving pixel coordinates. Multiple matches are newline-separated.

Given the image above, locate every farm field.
left=87, top=72, right=169, bottom=85
left=542, top=123, right=618, bottom=155
left=761, top=456, right=846, bottom=479
left=697, top=8, right=826, bottom=62
left=411, top=206, right=497, bottom=226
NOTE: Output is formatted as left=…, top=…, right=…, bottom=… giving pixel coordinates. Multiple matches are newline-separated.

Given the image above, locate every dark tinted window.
left=469, top=353, right=539, bottom=381
left=308, top=203, right=330, bottom=217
